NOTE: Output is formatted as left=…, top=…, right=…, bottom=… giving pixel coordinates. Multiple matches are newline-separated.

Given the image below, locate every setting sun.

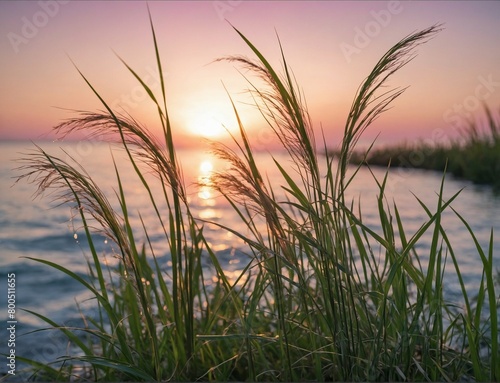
left=199, top=160, right=214, bottom=174
left=185, top=104, right=234, bottom=139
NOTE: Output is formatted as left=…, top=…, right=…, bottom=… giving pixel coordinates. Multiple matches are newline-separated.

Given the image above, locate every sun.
left=191, top=116, right=227, bottom=138
left=186, top=108, right=232, bottom=139
left=183, top=98, right=260, bottom=140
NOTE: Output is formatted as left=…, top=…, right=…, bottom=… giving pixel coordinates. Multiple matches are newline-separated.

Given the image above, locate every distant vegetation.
left=346, top=106, right=500, bottom=191
left=16, top=14, right=499, bottom=383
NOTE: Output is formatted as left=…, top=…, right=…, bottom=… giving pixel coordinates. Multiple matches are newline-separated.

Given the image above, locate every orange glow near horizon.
left=1, top=2, right=500, bottom=147
left=185, top=106, right=233, bottom=139
left=180, top=93, right=263, bottom=143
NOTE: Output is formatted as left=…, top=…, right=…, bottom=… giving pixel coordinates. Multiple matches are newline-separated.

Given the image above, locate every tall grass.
left=15, top=15, right=499, bottom=382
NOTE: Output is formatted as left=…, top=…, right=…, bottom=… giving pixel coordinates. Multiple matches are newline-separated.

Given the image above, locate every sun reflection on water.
left=198, top=159, right=216, bottom=207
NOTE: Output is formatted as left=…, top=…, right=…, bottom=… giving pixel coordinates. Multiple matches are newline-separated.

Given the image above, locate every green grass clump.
left=15, top=14, right=499, bottom=382
left=351, top=106, right=500, bottom=190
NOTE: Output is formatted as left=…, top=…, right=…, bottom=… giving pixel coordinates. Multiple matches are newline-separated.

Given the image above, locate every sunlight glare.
left=200, top=160, right=213, bottom=174
left=185, top=102, right=236, bottom=139
left=198, top=158, right=216, bottom=206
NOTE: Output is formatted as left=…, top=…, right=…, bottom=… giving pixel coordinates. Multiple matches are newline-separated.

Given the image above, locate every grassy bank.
left=347, top=107, right=500, bottom=190
left=15, top=15, right=499, bottom=382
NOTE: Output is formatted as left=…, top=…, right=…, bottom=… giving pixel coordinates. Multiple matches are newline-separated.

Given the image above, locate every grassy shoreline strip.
left=343, top=107, right=500, bottom=190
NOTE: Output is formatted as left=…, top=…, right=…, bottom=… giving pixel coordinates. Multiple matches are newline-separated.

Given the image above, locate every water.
left=1, top=140, right=499, bottom=379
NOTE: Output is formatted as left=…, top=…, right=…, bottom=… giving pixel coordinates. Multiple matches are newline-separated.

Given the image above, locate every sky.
left=1, top=1, right=500, bottom=149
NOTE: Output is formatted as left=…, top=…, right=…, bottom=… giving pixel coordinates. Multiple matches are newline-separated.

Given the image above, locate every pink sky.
left=1, top=1, right=499, bottom=149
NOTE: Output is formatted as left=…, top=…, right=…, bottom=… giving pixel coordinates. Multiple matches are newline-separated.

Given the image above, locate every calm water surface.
left=1, top=141, right=499, bottom=378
